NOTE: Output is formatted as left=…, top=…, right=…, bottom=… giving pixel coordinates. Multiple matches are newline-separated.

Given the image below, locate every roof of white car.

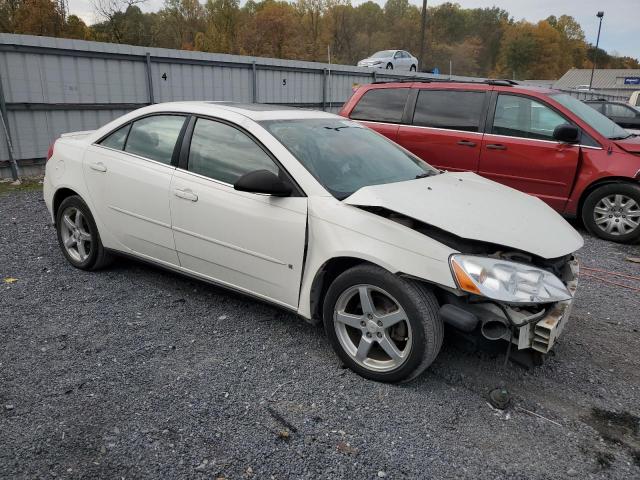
left=146, top=101, right=338, bottom=121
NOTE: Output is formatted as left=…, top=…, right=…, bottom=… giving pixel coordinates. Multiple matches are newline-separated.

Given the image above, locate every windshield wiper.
left=415, top=171, right=438, bottom=179
left=609, top=134, right=631, bottom=140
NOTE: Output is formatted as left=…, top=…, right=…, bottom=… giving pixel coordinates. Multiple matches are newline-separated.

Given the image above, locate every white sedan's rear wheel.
left=323, top=264, right=443, bottom=383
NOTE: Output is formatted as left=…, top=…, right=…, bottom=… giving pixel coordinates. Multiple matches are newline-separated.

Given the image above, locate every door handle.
left=486, top=144, right=507, bottom=150
left=89, top=162, right=107, bottom=172
left=174, top=188, right=198, bottom=202
left=457, top=140, right=477, bottom=147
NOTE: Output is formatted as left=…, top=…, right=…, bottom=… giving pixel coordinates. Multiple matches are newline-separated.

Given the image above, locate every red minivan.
left=339, top=80, right=640, bottom=243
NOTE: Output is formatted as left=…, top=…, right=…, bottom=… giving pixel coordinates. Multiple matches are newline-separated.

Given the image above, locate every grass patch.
left=0, top=178, right=43, bottom=196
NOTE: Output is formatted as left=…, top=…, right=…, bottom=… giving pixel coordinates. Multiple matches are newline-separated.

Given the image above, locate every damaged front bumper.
left=440, top=257, right=579, bottom=354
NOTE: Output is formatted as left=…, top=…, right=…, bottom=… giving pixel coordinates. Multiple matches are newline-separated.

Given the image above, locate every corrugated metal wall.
left=2, top=33, right=462, bottom=177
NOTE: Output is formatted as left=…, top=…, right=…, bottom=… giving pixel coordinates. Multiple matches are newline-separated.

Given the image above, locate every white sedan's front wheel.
left=323, top=264, right=443, bottom=383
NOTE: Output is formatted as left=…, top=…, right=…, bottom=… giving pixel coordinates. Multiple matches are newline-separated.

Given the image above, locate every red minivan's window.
left=412, top=90, right=485, bottom=132
left=349, top=88, right=409, bottom=123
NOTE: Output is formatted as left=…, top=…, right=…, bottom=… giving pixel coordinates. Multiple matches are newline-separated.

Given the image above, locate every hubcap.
left=593, top=194, right=640, bottom=236
left=60, top=207, right=92, bottom=262
left=333, top=284, right=411, bottom=372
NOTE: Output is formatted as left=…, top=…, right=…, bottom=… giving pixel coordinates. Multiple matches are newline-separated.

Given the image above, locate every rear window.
left=350, top=88, right=409, bottom=123
left=412, top=90, right=485, bottom=132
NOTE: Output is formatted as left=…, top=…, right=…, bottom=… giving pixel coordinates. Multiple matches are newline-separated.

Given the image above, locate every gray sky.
left=69, top=0, right=639, bottom=60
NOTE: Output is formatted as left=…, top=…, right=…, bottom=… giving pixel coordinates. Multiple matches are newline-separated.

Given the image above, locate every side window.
left=99, top=124, right=130, bottom=150
left=607, top=104, right=636, bottom=118
left=394, top=51, right=402, bottom=59
left=587, top=103, right=604, bottom=114
left=187, top=118, right=279, bottom=185
left=124, top=115, right=186, bottom=165
left=350, top=88, right=409, bottom=123
left=492, top=95, right=568, bottom=141
left=413, top=90, right=485, bottom=132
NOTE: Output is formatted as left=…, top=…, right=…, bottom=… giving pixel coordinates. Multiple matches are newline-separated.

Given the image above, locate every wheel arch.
left=308, top=256, right=378, bottom=324
left=53, top=187, right=82, bottom=218
left=577, top=176, right=639, bottom=220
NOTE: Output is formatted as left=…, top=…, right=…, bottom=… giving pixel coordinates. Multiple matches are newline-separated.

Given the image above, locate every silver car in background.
left=357, top=50, right=418, bottom=71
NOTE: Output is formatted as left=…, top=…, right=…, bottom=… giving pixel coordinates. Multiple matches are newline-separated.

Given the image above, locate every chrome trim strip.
left=398, top=124, right=484, bottom=136
left=483, top=133, right=573, bottom=146
left=108, top=205, right=171, bottom=228
left=172, top=226, right=286, bottom=266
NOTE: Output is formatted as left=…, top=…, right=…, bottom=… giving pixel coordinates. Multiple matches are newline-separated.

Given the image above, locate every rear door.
left=348, top=87, right=410, bottom=142
left=396, top=88, right=488, bottom=172
left=479, top=93, right=580, bottom=211
left=84, top=114, right=187, bottom=265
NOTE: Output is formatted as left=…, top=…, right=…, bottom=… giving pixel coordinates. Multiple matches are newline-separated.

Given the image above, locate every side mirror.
left=234, top=169, right=292, bottom=197
left=553, top=124, right=580, bottom=143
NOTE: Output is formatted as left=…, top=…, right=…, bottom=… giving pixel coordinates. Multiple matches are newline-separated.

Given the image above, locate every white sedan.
left=357, top=50, right=418, bottom=71
left=44, top=102, right=582, bottom=382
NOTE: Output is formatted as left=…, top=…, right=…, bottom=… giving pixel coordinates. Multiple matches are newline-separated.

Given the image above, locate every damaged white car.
left=43, top=102, right=583, bottom=382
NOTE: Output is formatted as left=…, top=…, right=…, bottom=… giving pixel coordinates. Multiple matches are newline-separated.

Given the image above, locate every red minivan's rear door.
left=397, top=88, right=489, bottom=172
left=479, top=93, right=580, bottom=211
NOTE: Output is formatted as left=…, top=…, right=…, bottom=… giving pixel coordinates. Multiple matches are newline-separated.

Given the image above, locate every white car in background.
left=43, top=102, right=582, bottom=383
left=357, top=50, right=418, bottom=71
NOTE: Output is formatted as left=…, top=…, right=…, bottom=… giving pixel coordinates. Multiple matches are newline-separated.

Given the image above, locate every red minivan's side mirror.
left=553, top=124, right=580, bottom=143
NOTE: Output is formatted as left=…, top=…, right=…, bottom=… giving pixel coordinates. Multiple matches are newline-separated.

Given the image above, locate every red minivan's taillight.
left=46, top=140, right=56, bottom=161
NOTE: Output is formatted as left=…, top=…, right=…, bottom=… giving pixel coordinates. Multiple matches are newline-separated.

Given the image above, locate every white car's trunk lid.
left=344, top=172, right=583, bottom=259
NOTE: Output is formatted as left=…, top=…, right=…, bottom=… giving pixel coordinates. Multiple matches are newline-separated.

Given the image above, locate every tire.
left=322, top=264, right=443, bottom=383
left=56, top=195, right=114, bottom=270
left=581, top=183, right=640, bottom=243
left=410, top=65, right=416, bottom=72
left=386, top=63, right=393, bottom=70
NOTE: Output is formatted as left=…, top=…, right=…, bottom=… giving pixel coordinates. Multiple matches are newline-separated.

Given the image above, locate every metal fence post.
left=252, top=61, right=258, bottom=103
left=322, top=68, right=328, bottom=111
left=0, top=73, right=19, bottom=181
left=145, top=53, right=154, bottom=104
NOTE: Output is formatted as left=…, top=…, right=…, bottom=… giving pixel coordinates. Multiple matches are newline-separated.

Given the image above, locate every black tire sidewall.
left=582, top=183, right=640, bottom=243
left=55, top=196, right=102, bottom=270
left=322, top=266, right=432, bottom=383
left=410, top=65, right=416, bottom=71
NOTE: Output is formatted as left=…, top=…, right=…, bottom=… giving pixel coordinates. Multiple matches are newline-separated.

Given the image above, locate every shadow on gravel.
left=584, top=408, right=640, bottom=467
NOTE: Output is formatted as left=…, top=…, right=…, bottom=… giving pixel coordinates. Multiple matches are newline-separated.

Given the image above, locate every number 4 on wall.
left=162, top=73, right=168, bottom=81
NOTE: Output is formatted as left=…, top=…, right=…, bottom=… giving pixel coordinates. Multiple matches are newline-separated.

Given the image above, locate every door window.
left=350, top=88, right=409, bottom=123
left=587, top=103, right=605, bottom=113
left=187, top=118, right=279, bottom=185
left=413, top=90, right=485, bottom=132
left=124, top=115, right=186, bottom=164
left=492, top=95, right=568, bottom=141
left=607, top=103, right=637, bottom=118
left=99, top=123, right=131, bottom=150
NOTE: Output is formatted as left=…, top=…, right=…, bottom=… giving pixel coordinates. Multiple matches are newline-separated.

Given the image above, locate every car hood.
left=615, top=135, right=640, bottom=154
left=344, top=172, right=583, bottom=259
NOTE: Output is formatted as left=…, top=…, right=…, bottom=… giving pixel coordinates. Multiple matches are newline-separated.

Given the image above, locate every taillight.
left=46, top=140, right=56, bottom=161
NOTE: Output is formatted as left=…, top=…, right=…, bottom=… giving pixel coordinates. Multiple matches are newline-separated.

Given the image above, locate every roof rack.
left=371, top=77, right=519, bottom=86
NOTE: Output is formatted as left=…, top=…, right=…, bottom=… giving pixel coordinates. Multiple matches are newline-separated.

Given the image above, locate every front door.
left=479, top=93, right=580, bottom=211
left=397, top=88, right=488, bottom=172
left=170, top=117, right=307, bottom=309
left=83, top=114, right=187, bottom=265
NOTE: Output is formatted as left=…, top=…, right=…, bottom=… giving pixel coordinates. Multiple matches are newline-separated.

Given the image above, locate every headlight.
left=450, top=255, right=572, bottom=304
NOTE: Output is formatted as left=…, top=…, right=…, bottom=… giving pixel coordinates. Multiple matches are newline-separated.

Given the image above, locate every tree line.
left=1, top=0, right=638, bottom=79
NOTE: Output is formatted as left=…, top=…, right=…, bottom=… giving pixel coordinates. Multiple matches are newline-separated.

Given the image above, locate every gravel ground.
left=1, top=190, right=639, bottom=480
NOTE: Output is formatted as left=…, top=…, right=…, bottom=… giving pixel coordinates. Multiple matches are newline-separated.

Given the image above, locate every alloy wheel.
left=333, top=284, right=412, bottom=372
left=593, top=194, right=640, bottom=236
left=60, top=206, right=93, bottom=263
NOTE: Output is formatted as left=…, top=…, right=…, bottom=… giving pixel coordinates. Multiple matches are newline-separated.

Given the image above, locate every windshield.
left=261, top=119, right=436, bottom=199
left=551, top=93, right=631, bottom=140
left=370, top=51, right=394, bottom=59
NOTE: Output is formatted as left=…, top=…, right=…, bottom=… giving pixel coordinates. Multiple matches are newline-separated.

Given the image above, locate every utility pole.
left=418, top=0, right=427, bottom=71
left=589, top=11, right=604, bottom=91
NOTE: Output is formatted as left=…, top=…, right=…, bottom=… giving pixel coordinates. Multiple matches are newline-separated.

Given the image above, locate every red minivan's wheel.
left=582, top=183, right=640, bottom=243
